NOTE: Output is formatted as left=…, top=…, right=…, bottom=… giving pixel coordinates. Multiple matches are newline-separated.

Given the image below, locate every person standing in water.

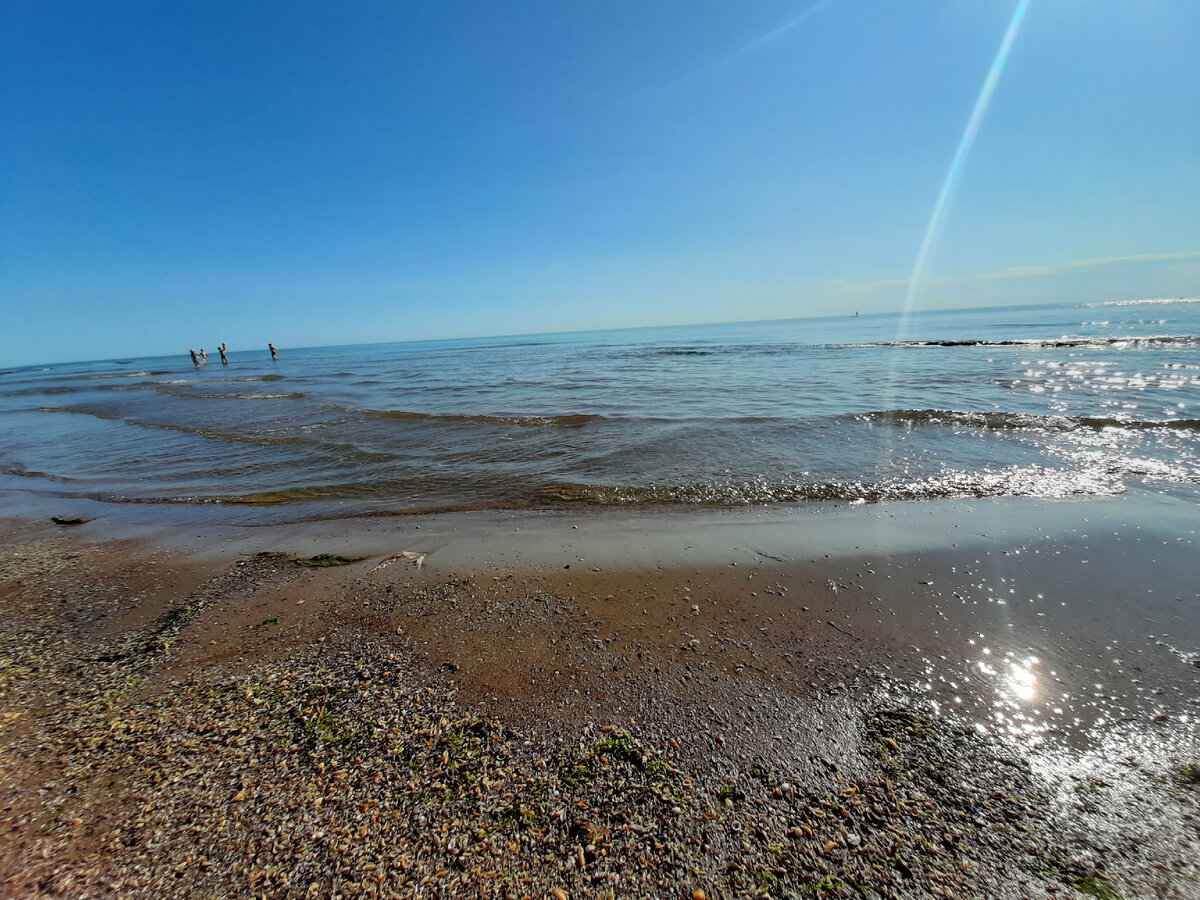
left=269, top=343, right=278, bottom=361
left=189, top=349, right=200, bottom=367
left=199, top=348, right=208, bottom=363
left=218, top=343, right=228, bottom=365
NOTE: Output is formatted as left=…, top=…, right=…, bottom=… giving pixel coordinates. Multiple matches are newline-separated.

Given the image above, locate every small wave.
left=85, top=370, right=169, bottom=379
left=1, top=465, right=75, bottom=483
left=191, top=484, right=373, bottom=505
left=610, top=346, right=724, bottom=359
left=878, top=336, right=1195, bottom=348
left=37, top=462, right=1142, bottom=512
left=864, top=408, right=1200, bottom=432
left=35, top=405, right=400, bottom=464
left=152, top=385, right=307, bottom=400
left=39, top=405, right=122, bottom=421
left=1084, top=298, right=1200, bottom=307
left=199, top=373, right=290, bottom=383
left=604, top=334, right=1200, bottom=358
left=365, top=409, right=603, bottom=427
left=146, top=374, right=285, bottom=384
left=37, top=406, right=318, bottom=446
left=536, top=466, right=1125, bottom=507
left=132, top=421, right=317, bottom=447
left=187, top=374, right=287, bottom=383
left=858, top=335, right=1199, bottom=350
left=103, top=478, right=438, bottom=506
left=0, top=385, right=83, bottom=398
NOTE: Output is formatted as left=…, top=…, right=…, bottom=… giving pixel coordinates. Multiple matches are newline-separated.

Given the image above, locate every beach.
left=2, top=495, right=1197, bottom=899
left=2, top=300, right=1198, bottom=897
left=7, top=0, right=1200, bottom=892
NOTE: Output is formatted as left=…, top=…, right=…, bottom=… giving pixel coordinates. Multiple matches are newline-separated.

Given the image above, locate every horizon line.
left=8, top=294, right=1197, bottom=370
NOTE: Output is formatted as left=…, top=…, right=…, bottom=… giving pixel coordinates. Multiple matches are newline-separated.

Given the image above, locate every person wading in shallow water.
left=269, top=343, right=278, bottom=361
left=218, top=343, right=228, bottom=365
left=199, top=348, right=208, bottom=363
left=189, top=349, right=200, bottom=367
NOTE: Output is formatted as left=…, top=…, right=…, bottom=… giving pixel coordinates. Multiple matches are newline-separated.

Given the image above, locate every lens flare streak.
left=900, top=0, right=1033, bottom=335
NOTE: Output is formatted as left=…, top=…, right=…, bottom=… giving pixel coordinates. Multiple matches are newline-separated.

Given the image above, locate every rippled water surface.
left=3, top=300, right=1199, bottom=520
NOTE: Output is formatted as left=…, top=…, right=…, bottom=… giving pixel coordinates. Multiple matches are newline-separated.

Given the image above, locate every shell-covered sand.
left=1, top=516, right=1197, bottom=899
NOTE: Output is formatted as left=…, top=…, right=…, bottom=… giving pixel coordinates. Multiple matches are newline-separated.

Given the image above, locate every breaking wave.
left=864, top=409, right=1200, bottom=432
left=66, top=464, right=1130, bottom=511
left=536, top=466, right=1125, bottom=507
left=858, top=335, right=1199, bottom=350
left=1084, top=298, right=1200, bottom=307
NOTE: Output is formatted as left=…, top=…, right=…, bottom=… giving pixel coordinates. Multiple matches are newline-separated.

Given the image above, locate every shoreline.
left=1, top=494, right=1198, bottom=897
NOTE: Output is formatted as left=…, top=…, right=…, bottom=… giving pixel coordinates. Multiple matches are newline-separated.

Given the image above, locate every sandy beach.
left=1, top=495, right=1198, bottom=898
left=7, top=0, right=1200, bottom=896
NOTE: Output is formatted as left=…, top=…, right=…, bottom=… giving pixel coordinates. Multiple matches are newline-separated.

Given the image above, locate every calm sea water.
left=3, top=300, right=1199, bottom=523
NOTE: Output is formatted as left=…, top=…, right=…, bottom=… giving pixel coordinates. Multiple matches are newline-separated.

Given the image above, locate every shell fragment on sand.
left=371, top=551, right=426, bottom=572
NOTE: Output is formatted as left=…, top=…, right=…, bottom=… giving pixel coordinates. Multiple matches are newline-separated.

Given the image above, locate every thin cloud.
left=840, top=251, right=1200, bottom=294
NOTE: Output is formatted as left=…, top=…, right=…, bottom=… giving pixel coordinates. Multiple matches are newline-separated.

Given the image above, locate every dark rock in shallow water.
left=51, top=515, right=94, bottom=526
left=291, top=553, right=367, bottom=568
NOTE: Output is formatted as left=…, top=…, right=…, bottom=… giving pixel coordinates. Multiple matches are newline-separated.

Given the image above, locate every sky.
left=2, top=1, right=1199, bottom=366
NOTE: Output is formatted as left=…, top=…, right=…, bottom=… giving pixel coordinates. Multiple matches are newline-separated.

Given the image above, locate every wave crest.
left=864, top=408, right=1200, bottom=431
left=365, top=409, right=602, bottom=427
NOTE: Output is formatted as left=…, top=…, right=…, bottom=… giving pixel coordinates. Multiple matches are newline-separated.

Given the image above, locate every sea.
left=2, top=300, right=1198, bottom=525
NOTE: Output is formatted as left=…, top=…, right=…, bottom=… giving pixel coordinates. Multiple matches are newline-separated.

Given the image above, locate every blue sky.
left=3, top=1, right=1198, bottom=365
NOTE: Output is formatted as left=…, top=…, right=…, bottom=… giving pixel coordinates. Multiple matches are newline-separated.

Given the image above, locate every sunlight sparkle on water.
left=1007, top=655, right=1039, bottom=702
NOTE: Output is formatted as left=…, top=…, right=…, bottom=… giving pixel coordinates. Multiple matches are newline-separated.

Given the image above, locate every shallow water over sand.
left=2, top=300, right=1199, bottom=521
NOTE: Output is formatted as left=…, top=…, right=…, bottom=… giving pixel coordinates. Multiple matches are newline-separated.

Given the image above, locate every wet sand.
left=1, top=493, right=1198, bottom=898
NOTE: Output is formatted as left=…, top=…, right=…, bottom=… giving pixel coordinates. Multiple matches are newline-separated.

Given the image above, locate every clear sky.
left=3, top=1, right=1198, bottom=366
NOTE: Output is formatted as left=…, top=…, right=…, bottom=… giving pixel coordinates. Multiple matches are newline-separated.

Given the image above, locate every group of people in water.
left=188, top=343, right=278, bottom=367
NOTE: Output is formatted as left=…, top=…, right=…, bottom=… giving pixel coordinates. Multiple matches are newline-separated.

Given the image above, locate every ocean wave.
left=84, top=370, right=170, bottom=379
left=151, top=385, right=307, bottom=400
left=93, top=481, right=497, bottom=509
left=608, top=344, right=753, bottom=359
left=599, top=334, right=1200, bottom=360
left=1083, top=298, right=1200, bottom=307
left=38, top=406, right=318, bottom=446
left=863, top=408, right=1200, bottom=432
left=364, top=409, right=603, bottom=427
left=1, top=465, right=76, bottom=483
left=77, top=465, right=1125, bottom=510
left=142, top=373, right=286, bottom=385
left=34, top=405, right=398, bottom=463
left=535, top=467, right=1126, bottom=507
left=854, top=335, right=1199, bottom=350
left=0, top=385, right=83, bottom=398
left=29, top=455, right=1176, bottom=511
left=39, top=405, right=123, bottom=421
